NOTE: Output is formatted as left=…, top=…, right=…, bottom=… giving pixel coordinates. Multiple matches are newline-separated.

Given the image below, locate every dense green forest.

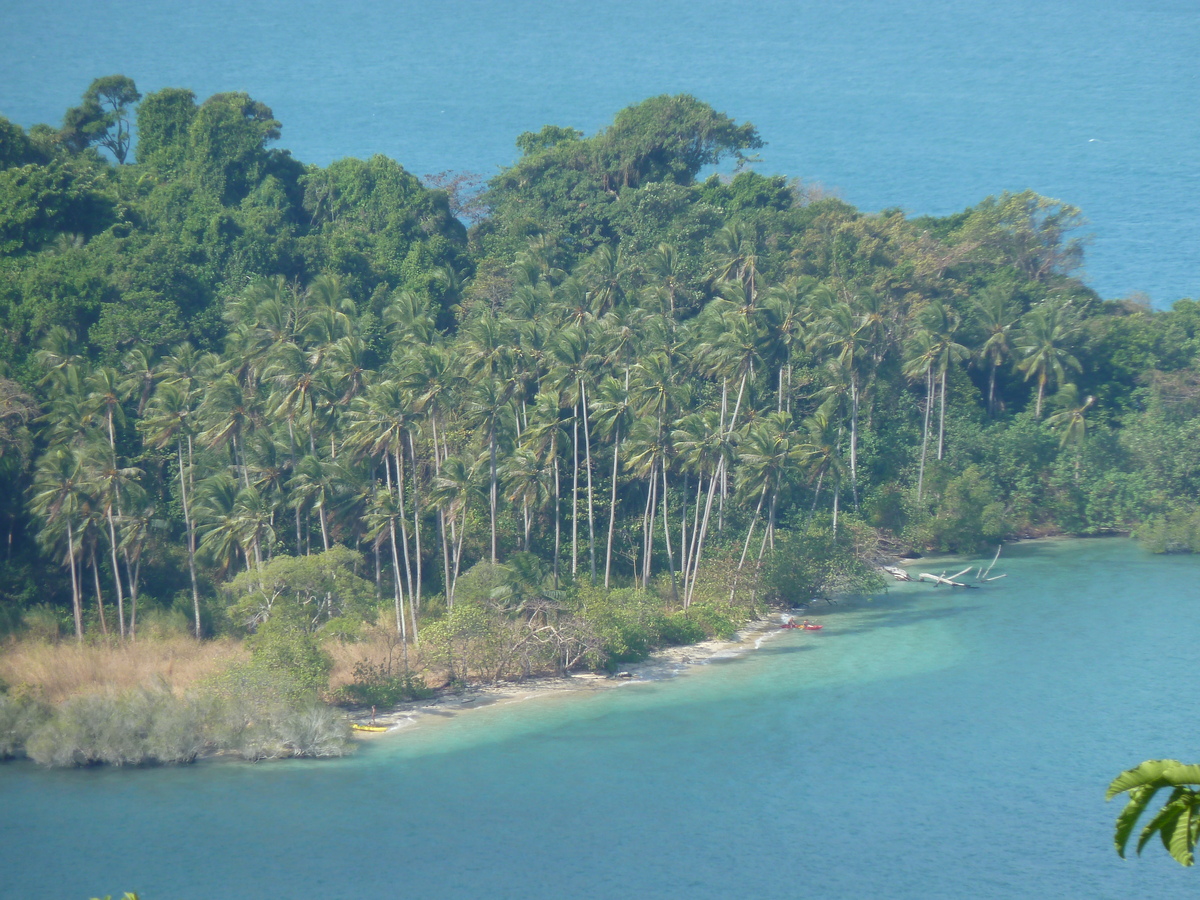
left=3, top=76, right=1200, bottom=662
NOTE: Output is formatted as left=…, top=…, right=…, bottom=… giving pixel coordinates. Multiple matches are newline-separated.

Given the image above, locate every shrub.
left=197, top=664, right=353, bottom=760
left=24, top=687, right=205, bottom=767
left=20, top=604, right=67, bottom=643
left=762, top=524, right=886, bottom=605
left=134, top=605, right=192, bottom=640
left=673, top=604, right=736, bottom=641
left=0, top=689, right=51, bottom=758
left=274, top=704, right=352, bottom=758
left=1137, top=506, right=1200, bottom=553
left=245, top=609, right=333, bottom=698
left=334, top=660, right=433, bottom=707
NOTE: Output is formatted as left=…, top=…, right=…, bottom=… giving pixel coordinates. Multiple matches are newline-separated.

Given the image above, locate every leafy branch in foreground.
left=1107, top=759, right=1200, bottom=866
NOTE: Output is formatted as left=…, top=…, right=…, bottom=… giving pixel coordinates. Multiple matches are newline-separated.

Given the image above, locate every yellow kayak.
left=351, top=724, right=388, bottom=733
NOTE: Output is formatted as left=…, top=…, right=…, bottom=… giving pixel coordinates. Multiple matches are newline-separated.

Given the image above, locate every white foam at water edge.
left=754, top=629, right=784, bottom=650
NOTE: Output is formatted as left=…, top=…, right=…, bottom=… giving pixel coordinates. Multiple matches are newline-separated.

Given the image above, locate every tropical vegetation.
left=3, top=78, right=1200, bottom=764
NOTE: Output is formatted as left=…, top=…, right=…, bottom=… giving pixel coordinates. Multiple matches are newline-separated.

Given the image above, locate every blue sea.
left=2, top=539, right=1199, bottom=899
left=1, top=0, right=1197, bottom=305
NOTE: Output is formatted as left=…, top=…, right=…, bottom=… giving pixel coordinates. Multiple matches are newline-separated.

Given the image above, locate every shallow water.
left=2, top=538, right=1198, bottom=899
left=2, top=0, right=1198, bottom=303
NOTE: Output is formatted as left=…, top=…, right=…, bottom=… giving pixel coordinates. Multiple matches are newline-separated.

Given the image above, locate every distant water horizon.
left=2, top=0, right=1197, bottom=304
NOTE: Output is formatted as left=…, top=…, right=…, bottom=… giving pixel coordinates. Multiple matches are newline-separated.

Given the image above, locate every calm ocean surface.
left=2, top=538, right=1199, bottom=899
left=1, top=0, right=1197, bottom=305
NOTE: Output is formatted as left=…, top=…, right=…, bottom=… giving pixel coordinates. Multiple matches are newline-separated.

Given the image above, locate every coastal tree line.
left=3, top=78, right=1200, bottom=658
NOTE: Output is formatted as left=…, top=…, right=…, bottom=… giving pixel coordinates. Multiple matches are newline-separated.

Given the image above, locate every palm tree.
left=522, top=392, right=568, bottom=587
left=693, top=302, right=767, bottom=526
left=384, top=289, right=439, bottom=348
left=121, top=346, right=161, bottom=417
left=915, top=300, right=970, bottom=461
left=30, top=446, right=87, bottom=640
left=581, top=243, right=626, bottom=316
left=142, top=374, right=203, bottom=636
left=1046, top=384, right=1094, bottom=480
left=972, top=286, right=1019, bottom=416
left=428, top=454, right=480, bottom=606
left=671, top=407, right=731, bottom=606
left=365, top=487, right=413, bottom=653
left=462, top=312, right=517, bottom=563
left=548, top=323, right=600, bottom=581
left=647, top=243, right=685, bottom=315
left=731, top=413, right=805, bottom=599
left=346, top=378, right=422, bottom=608
left=84, top=367, right=139, bottom=637
left=288, top=453, right=347, bottom=553
left=80, top=436, right=143, bottom=639
left=399, top=343, right=462, bottom=597
left=762, top=277, right=818, bottom=413
left=466, top=378, right=516, bottom=565
left=817, top=300, right=869, bottom=505
left=1016, top=300, right=1081, bottom=418
left=198, top=372, right=261, bottom=488
left=711, top=221, right=761, bottom=299
left=196, top=474, right=274, bottom=579
left=903, top=329, right=938, bottom=503
left=624, top=417, right=678, bottom=598
left=590, top=376, right=634, bottom=587
left=801, top=410, right=847, bottom=536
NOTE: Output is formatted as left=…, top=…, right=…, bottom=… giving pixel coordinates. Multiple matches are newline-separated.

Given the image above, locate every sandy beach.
left=348, top=615, right=788, bottom=737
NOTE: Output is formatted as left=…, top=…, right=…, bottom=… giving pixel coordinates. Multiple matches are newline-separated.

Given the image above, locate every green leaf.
left=1168, top=800, right=1196, bottom=866
left=1136, top=791, right=1186, bottom=856
left=1107, top=759, right=1179, bottom=800
left=1114, top=784, right=1158, bottom=858
left=1161, top=764, right=1200, bottom=787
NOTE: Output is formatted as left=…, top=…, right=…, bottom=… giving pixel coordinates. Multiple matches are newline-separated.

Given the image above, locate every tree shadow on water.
left=820, top=593, right=984, bottom=636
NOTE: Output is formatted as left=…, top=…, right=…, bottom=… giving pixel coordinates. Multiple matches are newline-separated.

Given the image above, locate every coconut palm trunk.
left=580, top=380, right=597, bottom=583
left=406, top=431, right=423, bottom=616
left=661, top=463, right=680, bottom=603
left=604, top=420, right=621, bottom=589
left=66, top=518, right=82, bottom=641
left=917, top=367, right=933, bottom=502
left=571, top=410, right=579, bottom=576
left=730, top=484, right=769, bottom=602
left=393, top=448, right=415, bottom=612
left=937, top=368, right=947, bottom=461
left=90, top=544, right=108, bottom=636
left=180, top=437, right=201, bottom=636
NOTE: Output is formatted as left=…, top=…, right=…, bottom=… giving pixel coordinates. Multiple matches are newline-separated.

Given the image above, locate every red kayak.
left=803, top=623, right=823, bottom=631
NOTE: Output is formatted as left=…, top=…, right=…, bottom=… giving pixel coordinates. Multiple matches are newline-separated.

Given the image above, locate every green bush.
left=272, top=704, right=352, bottom=758
left=20, top=604, right=67, bottom=643
left=24, top=687, right=204, bottom=767
left=0, top=689, right=51, bottom=758
left=575, top=587, right=661, bottom=665
left=335, top=660, right=433, bottom=707
left=1137, top=506, right=1200, bottom=553
left=762, top=524, right=886, bottom=605
left=245, top=609, right=333, bottom=698
left=198, top=664, right=353, bottom=760
left=675, top=603, right=738, bottom=641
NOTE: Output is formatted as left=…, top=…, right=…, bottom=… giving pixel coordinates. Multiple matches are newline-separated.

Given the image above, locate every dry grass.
left=324, top=628, right=432, bottom=691
left=0, top=636, right=249, bottom=703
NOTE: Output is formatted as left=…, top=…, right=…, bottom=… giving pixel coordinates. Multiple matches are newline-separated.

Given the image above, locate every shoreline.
left=347, top=615, right=787, bottom=737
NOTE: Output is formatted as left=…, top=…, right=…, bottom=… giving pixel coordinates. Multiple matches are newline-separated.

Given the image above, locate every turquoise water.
left=2, top=538, right=1199, bottom=898
left=2, top=0, right=1198, bottom=304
